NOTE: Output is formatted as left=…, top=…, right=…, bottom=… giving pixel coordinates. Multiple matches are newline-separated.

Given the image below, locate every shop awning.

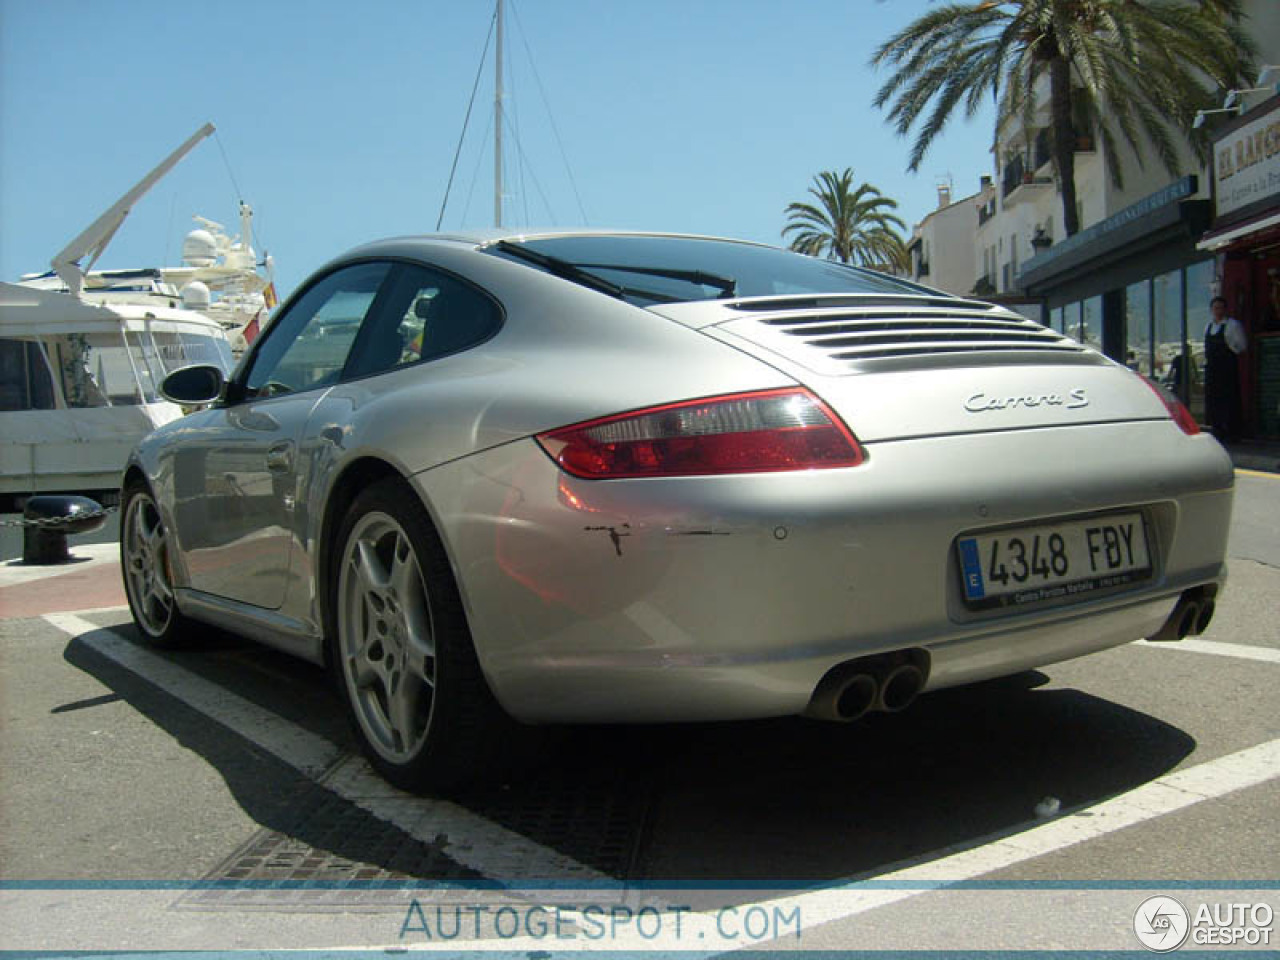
left=1018, top=177, right=1208, bottom=297
left=1196, top=209, right=1280, bottom=251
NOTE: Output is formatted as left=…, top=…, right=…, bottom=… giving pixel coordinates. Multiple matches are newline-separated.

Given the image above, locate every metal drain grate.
left=460, top=763, right=653, bottom=878
left=177, top=786, right=486, bottom=912
left=179, top=753, right=653, bottom=912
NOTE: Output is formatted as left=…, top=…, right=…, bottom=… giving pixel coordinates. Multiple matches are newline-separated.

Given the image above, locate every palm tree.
left=783, top=168, right=909, bottom=271
left=871, top=0, right=1256, bottom=236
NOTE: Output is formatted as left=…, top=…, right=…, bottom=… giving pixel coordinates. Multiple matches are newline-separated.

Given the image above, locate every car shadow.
left=62, top=626, right=490, bottom=886
left=575, top=673, right=1195, bottom=884
left=63, top=625, right=1195, bottom=893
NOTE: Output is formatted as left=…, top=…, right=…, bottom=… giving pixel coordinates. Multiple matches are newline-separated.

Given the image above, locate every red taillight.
left=536, top=388, right=865, bottom=479
left=1140, top=375, right=1200, bottom=436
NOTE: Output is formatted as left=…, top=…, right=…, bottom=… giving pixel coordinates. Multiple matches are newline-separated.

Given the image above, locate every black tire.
left=328, top=477, right=519, bottom=793
left=120, top=478, right=197, bottom=646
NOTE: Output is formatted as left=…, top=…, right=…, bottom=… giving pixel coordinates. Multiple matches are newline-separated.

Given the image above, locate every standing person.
left=1203, top=296, right=1246, bottom=442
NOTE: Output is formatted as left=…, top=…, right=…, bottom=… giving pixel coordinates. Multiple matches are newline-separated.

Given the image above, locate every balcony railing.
left=1003, top=173, right=1054, bottom=207
left=1001, top=155, right=1026, bottom=197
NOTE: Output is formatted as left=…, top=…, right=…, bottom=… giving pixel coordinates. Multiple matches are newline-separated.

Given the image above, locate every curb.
left=1229, top=451, right=1280, bottom=475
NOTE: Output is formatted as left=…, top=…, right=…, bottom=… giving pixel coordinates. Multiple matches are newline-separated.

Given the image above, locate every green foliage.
left=782, top=168, right=909, bottom=271
left=870, top=0, right=1257, bottom=235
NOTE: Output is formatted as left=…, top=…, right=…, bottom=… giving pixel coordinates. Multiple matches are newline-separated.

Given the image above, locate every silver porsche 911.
left=122, top=231, right=1234, bottom=791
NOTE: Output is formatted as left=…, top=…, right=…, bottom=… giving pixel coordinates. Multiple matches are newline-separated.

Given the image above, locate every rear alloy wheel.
left=121, top=480, right=192, bottom=645
left=333, top=479, right=514, bottom=792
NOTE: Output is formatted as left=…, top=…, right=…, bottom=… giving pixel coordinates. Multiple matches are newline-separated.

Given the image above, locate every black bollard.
left=22, top=495, right=108, bottom=565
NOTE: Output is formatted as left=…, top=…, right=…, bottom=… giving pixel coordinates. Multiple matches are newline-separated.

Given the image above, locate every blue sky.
left=0, top=0, right=996, bottom=297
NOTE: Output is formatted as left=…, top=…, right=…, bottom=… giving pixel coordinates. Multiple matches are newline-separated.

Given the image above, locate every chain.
left=0, top=505, right=119, bottom=529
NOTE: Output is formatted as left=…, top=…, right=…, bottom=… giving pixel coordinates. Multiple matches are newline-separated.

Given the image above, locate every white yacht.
left=0, top=123, right=263, bottom=511
left=18, top=201, right=276, bottom=357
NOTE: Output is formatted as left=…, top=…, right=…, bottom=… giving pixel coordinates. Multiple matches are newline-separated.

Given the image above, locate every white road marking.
left=45, top=613, right=339, bottom=778
left=43, top=613, right=611, bottom=885
left=380, top=737, right=1280, bottom=951
left=41, top=612, right=1280, bottom=951
left=715, top=738, right=1280, bottom=947
left=1137, top=636, right=1280, bottom=664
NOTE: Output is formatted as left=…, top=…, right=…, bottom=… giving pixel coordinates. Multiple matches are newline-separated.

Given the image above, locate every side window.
left=343, top=264, right=501, bottom=380
left=244, top=262, right=391, bottom=399
left=0, top=339, right=56, bottom=411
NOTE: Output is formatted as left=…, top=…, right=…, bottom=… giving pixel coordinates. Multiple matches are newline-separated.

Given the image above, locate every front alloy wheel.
left=121, top=482, right=187, bottom=644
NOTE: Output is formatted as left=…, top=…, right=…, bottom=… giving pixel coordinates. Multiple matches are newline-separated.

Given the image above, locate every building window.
left=1184, top=259, right=1215, bottom=421
left=1126, top=280, right=1152, bottom=376
left=1082, top=296, right=1103, bottom=351
left=1034, top=129, right=1051, bottom=170
left=1153, top=268, right=1188, bottom=403
left=1061, top=301, right=1082, bottom=340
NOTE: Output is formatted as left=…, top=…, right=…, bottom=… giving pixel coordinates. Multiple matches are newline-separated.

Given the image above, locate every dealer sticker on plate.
left=957, top=512, right=1151, bottom=610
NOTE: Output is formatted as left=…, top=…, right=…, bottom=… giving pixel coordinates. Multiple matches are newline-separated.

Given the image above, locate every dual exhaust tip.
left=809, top=586, right=1218, bottom=721
left=806, top=653, right=928, bottom=723
left=1147, top=588, right=1217, bottom=644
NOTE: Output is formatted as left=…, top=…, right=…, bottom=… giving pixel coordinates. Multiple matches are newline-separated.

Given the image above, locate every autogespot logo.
left=1135, top=896, right=1191, bottom=952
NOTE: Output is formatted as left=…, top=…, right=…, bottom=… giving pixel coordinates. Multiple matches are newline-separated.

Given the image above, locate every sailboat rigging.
left=436, top=0, right=586, bottom=232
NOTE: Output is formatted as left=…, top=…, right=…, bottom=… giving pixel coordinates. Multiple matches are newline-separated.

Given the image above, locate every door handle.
left=266, top=442, right=294, bottom=473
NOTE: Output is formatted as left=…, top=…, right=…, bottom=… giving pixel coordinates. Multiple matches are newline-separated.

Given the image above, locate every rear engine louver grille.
left=746, top=303, right=1086, bottom=366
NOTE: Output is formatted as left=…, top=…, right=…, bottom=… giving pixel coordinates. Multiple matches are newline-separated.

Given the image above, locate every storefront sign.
left=1019, top=176, right=1198, bottom=285
left=1214, top=99, right=1280, bottom=218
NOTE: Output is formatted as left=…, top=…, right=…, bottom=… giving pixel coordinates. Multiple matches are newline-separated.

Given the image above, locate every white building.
left=906, top=182, right=982, bottom=295
left=903, top=0, right=1280, bottom=433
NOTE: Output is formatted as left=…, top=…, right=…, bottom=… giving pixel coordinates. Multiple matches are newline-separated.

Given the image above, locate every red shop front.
left=1197, top=94, right=1280, bottom=439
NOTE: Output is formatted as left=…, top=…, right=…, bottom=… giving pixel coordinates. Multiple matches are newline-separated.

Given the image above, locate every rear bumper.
left=413, top=421, right=1233, bottom=723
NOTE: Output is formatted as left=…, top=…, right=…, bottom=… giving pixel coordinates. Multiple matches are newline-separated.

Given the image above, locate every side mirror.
left=160, top=364, right=225, bottom=404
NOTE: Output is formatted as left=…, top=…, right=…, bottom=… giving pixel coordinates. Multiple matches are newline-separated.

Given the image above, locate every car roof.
left=352, top=228, right=779, bottom=254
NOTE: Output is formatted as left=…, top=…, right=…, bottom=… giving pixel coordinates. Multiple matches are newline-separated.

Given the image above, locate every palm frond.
left=782, top=169, right=908, bottom=268
left=870, top=0, right=1257, bottom=234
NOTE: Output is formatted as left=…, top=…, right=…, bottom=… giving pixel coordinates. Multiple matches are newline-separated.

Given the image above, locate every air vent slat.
left=830, top=343, right=1083, bottom=360
left=791, top=323, right=1062, bottom=342
left=739, top=299, right=1086, bottom=367
left=813, top=332, right=1066, bottom=350
left=762, top=311, right=1020, bottom=328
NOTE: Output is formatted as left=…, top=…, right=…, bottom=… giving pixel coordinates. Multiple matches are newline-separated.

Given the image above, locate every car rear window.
left=487, top=234, right=937, bottom=306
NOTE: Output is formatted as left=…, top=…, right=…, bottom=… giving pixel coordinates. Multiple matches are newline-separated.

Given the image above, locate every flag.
left=263, top=282, right=278, bottom=310
left=243, top=311, right=261, bottom=345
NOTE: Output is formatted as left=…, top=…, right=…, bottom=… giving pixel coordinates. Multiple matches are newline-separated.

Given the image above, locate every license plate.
left=956, top=512, right=1151, bottom=610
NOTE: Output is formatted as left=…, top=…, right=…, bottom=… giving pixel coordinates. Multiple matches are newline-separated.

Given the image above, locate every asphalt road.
left=1, top=471, right=1276, bottom=953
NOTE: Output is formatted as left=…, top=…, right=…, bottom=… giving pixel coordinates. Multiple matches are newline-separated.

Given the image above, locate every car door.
left=170, top=261, right=393, bottom=608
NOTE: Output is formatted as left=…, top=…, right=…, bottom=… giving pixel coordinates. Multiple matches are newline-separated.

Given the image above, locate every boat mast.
left=494, top=0, right=504, bottom=227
